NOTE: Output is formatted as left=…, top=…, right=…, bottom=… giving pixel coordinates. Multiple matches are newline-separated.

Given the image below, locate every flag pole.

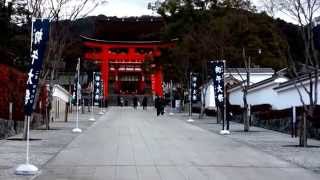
left=187, top=72, right=194, bottom=122
left=73, top=58, right=82, bottom=133
left=89, top=72, right=95, bottom=121
left=98, top=79, right=104, bottom=115
left=219, top=60, right=230, bottom=135
left=169, top=80, right=174, bottom=115
left=15, top=18, right=38, bottom=176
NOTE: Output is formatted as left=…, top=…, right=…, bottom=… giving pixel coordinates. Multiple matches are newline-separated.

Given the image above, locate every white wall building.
left=229, top=75, right=320, bottom=110
left=51, top=85, right=71, bottom=121
left=203, top=68, right=274, bottom=110
left=226, top=68, right=274, bottom=85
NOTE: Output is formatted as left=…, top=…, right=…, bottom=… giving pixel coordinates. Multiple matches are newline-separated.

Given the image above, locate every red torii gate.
left=82, top=36, right=176, bottom=99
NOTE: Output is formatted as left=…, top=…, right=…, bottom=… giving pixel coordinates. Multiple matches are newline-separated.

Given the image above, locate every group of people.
left=118, top=96, right=148, bottom=110
left=117, top=95, right=166, bottom=116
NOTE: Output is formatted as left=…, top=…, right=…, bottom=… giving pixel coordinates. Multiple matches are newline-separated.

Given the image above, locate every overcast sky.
left=87, top=0, right=295, bottom=23
left=88, top=0, right=155, bottom=17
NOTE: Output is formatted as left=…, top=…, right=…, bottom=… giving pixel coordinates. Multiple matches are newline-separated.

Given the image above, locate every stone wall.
left=0, top=118, right=24, bottom=139
left=0, top=64, right=47, bottom=139
left=0, top=64, right=27, bottom=121
left=230, top=113, right=320, bottom=140
left=0, top=114, right=44, bottom=139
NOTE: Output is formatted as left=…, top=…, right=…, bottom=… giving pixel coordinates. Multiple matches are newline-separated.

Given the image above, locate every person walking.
left=155, top=96, right=161, bottom=116
left=133, top=96, right=138, bottom=109
left=142, top=96, right=147, bottom=110
left=159, top=97, right=165, bottom=115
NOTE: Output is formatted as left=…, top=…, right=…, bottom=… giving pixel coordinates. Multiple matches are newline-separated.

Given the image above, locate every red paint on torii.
left=82, top=36, right=176, bottom=98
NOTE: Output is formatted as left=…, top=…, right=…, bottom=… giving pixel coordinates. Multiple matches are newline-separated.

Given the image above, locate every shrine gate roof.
left=81, top=35, right=178, bottom=46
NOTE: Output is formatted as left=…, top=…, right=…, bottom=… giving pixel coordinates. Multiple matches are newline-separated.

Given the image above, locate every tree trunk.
left=243, top=89, right=249, bottom=132
left=299, top=110, right=307, bottom=147
left=65, top=102, right=69, bottom=122
left=199, top=86, right=207, bottom=119
left=46, top=106, right=50, bottom=130
left=81, top=99, right=85, bottom=114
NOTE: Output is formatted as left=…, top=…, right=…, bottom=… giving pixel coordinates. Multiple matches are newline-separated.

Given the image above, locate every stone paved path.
left=31, top=107, right=320, bottom=180
left=186, top=115, right=320, bottom=173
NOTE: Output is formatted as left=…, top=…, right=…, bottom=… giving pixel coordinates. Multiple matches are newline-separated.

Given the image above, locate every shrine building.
left=82, top=36, right=175, bottom=100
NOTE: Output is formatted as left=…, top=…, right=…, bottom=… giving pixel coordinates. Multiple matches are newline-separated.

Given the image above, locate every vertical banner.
left=313, top=18, right=320, bottom=50
left=94, top=72, right=102, bottom=106
left=72, top=59, right=81, bottom=105
left=210, top=61, right=225, bottom=108
left=190, top=72, right=200, bottom=103
left=24, top=19, right=50, bottom=116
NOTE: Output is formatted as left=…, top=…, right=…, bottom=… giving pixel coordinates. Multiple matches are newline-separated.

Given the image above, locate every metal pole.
left=187, top=72, right=194, bottom=122
left=15, top=18, right=39, bottom=175
left=223, top=60, right=226, bottom=130
left=293, top=106, right=296, bottom=137
left=15, top=115, right=38, bottom=175
left=72, top=58, right=82, bottom=133
left=26, top=116, right=30, bottom=164
left=9, top=102, right=13, bottom=121
left=220, top=60, right=230, bottom=135
left=77, top=69, right=79, bottom=129
left=89, top=72, right=95, bottom=121
left=170, top=80, right=174, bottom=115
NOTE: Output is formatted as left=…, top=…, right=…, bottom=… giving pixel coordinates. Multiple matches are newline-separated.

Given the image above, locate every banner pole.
left=89, top=72, right=95, bottom=121
left=187, top=72, right=194, bottom=122
left=15, top=115, right=39, bottom=175
left=73, top=58, right=82, bottom=133
left=219, top=60, right=230, bottom=135
left=99, top=79, right=104, bottom=115
left=169, top=80, right=174, bottom=115
left=26, top=116, right=30, bottom=164
left=16, top=17, right=45, bottom=176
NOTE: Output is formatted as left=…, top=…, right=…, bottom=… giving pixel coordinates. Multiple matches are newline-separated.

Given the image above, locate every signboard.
left=24, top=18, right=50, bottom=116
left=190, top=72, right=200, bottom=103
left=94, top=72, right=102, bottom=105
left=209, top=61, right=225, bottom=108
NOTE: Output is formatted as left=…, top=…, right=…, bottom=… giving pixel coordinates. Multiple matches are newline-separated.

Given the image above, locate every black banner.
left=94, top=72, right=102, bottom=105
left=209, top=61, right=225, bottom=108
left=190, top=72, right=200, bottom=103
left=313, top=21, right=320, bottom=50
left=24, top=19, right=50, bottom=116
left=72, top=77, right=81, bottom=105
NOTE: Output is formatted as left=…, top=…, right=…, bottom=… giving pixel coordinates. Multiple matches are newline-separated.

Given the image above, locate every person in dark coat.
left=159, top=97, right=165, bottom=115
left=155, top=96, right=161, bottom=116
left=133, top=96, right=138, bottom=109
left=142, top=96, right=148, bottom=110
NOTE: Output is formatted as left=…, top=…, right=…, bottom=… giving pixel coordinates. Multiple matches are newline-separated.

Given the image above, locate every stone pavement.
left=1, top=107, right=320, bottom=180
left=183, top=114, right=320, bottom=173
left=0, top=108, right=104, bottom=180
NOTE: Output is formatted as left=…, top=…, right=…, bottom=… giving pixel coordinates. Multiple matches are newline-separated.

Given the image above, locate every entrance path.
left=34, top=107, right=320, bottom=180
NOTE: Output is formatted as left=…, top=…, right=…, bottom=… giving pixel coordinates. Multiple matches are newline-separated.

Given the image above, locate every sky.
left=4, top=0, right=295, bottom=23
left=87, top=0, right=295, bottom=23
left=88, top=0, right=156, bottom=17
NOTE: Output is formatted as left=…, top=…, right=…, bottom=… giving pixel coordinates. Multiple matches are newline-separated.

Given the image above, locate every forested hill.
left=1, top=3, right=302, bottom=73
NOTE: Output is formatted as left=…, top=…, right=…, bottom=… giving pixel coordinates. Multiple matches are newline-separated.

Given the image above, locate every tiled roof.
left=226, top=68, right=274, bottom=74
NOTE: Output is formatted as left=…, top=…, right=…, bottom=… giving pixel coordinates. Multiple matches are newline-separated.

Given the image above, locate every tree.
left=265, top=0, right=320, bottom=147
left=15, top=0, right=106, bottom=135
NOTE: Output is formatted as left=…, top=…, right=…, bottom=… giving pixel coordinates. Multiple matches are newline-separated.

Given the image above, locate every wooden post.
left=292, top=106, right=296, bottom=138
left=9, top=102, right=13, bottom=121
left=82, top=99, right=85, bottom=114
left=64, top=102, right=68, bottom=122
